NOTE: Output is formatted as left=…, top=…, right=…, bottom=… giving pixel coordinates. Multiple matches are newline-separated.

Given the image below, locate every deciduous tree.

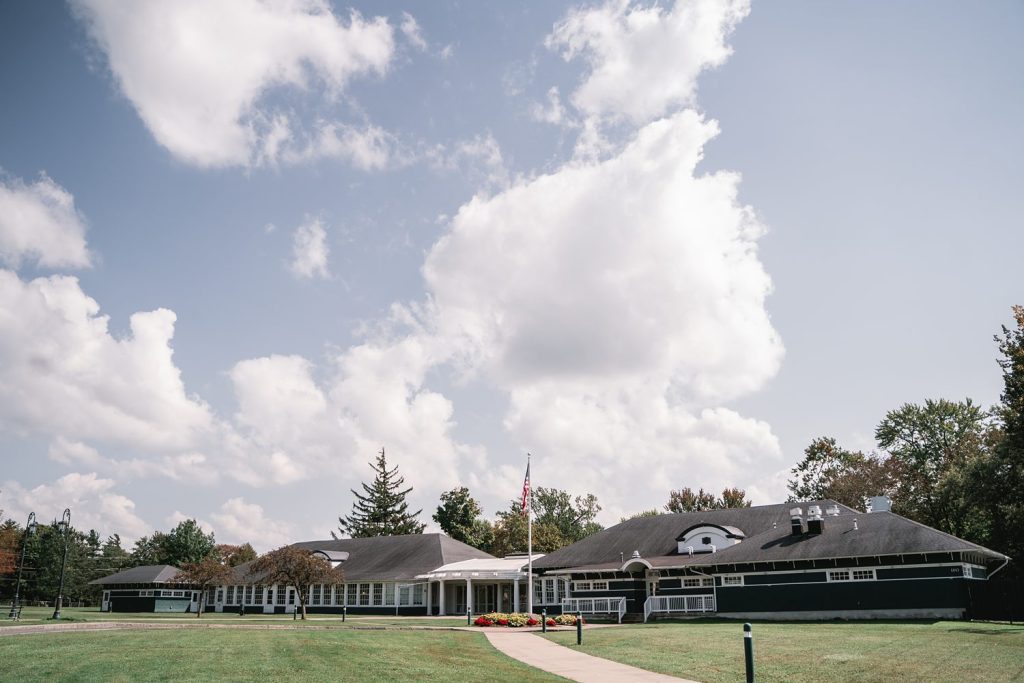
left=433, top=487, right=493, bottom=550
left=177, top=555, right=234, bottom=618
left=248, top=546, right=342, bottom=619
left=787, top=437, right=894, bottom=511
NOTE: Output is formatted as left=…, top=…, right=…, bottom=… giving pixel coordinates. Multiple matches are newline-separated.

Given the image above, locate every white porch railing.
left=561, top=596, right=627, bottom=624
left=643, top=594, right=716, bottom=623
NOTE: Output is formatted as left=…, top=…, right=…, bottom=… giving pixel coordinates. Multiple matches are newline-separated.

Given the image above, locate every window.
left=226, top=586, right=235, bottom=604
left=372, top=583, right=383, bottom=606
left=171, top=590, right=185, bottom=597
left=312, top=584, right=322, bottom=606
left=244, top=586, right=253, bottom=604
left=721, top=575, right=743, bottom=586
left=385, top=583, right=395, bottom=606
left=255, top=586, right=264, bottom=604
left=347, top=584, right=357, bottom=606
left=359, top=583, right=370, bottom=606
left=851, top=569, right=876, bottom=581
left=207, top=588, right=216, bottom=604
left=276, top=585, right=286, bottom=605
left=288, top=589, right=295, bottom=605
left=702, top=536, right=712, bottom=545
left=828, top=570, right=851, bottom=582
left=413, top=584, right=425, bottom=606
left=572, top=580, right=609, bottom=591
left=217, top=589, right=224, bottom=603
left=683, top=577, right=714, bottom=588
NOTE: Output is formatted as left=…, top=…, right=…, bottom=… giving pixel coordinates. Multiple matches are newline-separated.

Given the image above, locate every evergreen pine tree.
left=335, top=448, right=425, bottom=537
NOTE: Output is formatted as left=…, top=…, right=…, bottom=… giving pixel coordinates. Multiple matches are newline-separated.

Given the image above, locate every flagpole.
left=527, top=452, right=533, bottom=616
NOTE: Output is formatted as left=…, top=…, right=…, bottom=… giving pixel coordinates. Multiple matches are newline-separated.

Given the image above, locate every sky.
left=0, top=0, right=1021, bottom=551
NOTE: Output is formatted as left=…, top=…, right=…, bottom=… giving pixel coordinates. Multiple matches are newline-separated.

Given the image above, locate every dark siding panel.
left=744, top=572, right=826, bottom=586
left=717, top=578, right=970, bottom=613
left=878, top=566, right=965, bottom=580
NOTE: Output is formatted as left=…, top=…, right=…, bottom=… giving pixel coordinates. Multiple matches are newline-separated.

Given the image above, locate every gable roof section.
left=89, top=564, right=181, bottom=585
left=254, top=533, right=495, bottom=582
left=532, top=501, right=856, bottom=571
left=691, top=511, right=1009, bottom=567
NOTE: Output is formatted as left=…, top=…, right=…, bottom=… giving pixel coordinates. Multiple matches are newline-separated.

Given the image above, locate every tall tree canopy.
left=981, top=306, right=1024, bottom=569
left=177, top=555, right=234, bottom=618
left=217, top=543, right=257, bottom=567
left=336, top=448, right=425, bottom=538
left=130, top=519, right=217, bottom=567
left=433, top=487, right=493, bottom=550
left=786, top=437, right=894, bottom=511
left=875, top=398, right=989, bottom=534
left=531, top=487, right=603, bottom=543
left=665, top=487, right=753, bottom=513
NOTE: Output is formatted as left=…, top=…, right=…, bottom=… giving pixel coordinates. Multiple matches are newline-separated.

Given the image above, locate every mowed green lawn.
left=545, top=620, right=1024, bottom=683
left=0, top=628, right=565, bottom=682
left=1, top=606, right=468, bottom=628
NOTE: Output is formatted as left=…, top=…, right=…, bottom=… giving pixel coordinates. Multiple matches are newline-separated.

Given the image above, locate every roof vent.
left=807, top=505, right=823, bottom=520
left=790, top=508, right=804, bottom=537
left=853, top=518, right=859, bottom=531
left=865, top=496, right=891, bottom=513
left=631, top=550, right=641, bottom=559
left=826, top=505, right=841, bottom=517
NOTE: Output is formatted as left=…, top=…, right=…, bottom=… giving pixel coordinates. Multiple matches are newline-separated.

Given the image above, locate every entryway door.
left=473, top=584, right=497, bottom=614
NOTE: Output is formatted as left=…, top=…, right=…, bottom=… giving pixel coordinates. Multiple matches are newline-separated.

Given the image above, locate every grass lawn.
left=0, top=627, right=566, bottom=682
left=1, top=606, right=468, bottom=628
left=544, top=620, right=1024, bottom=683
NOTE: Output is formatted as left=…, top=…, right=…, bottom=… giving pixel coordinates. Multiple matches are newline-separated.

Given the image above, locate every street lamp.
left=8, top=512, right=37, bottom=619
left=52, top=508, right=71, bottom=620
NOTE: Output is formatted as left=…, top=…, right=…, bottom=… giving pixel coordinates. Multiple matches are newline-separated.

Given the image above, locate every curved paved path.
left=484, top=630, right=699, bottom=683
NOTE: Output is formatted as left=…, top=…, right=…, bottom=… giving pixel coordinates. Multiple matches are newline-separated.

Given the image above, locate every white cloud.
left=0, top=173, right=91, bottom=269
left=288, top=217, right=330, bottom=279
left=47, top=436, right=214, bottom=483
left=1, top=472, right=151, bottom=543
left=548, top=0, right=749, bottom=125
left=399, top=12, right=427, bottom=51
left=414, top=109, right=782, bottom=517
left=530, top=86, right=569, bottom=126
left=285, top=122, right=403, bottom=171
left=428, top=133, right=510, bottom=191
left=0, top=270, right=214, bottom=451
left=211, top=497, right=293, bottom=551
left=72, top=0, right=396, bottom=168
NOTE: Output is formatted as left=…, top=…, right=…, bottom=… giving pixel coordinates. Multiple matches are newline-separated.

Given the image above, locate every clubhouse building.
left=93, top=497, right=1009, bottom=621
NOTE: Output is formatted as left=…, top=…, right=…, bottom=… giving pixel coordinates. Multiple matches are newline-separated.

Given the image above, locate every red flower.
left=474, top=616, right=493, bottom=627
left=546, top=618, right=556, bottom=626
left=526, top=618, right=538, bottom=626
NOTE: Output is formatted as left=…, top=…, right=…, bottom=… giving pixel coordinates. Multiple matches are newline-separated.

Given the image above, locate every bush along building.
left=91, top=497, right=1009, bottom=620
left=533, top=497, right=1010, bottom=621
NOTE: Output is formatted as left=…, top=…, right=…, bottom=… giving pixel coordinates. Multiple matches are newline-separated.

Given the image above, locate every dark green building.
left=91, top=565, right=198, bottom=613
left=533, top=498, right=1009, bottom=621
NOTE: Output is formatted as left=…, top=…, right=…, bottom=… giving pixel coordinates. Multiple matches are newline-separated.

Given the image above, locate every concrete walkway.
left=484, top=630, right=699, bottom=683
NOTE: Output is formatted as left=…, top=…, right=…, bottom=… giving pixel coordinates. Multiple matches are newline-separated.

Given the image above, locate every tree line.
left=785, top=306, right=1024, bottom=577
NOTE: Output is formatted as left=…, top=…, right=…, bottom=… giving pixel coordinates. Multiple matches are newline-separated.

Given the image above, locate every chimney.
left=806, top=505, right=824, bottom=534
left=865, top=496, right=891, bottom=513
left=789, top=507, right=804, bottom=536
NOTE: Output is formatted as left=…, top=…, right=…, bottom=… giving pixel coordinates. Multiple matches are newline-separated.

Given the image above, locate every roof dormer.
left=675, top=523, right=745, bottom=555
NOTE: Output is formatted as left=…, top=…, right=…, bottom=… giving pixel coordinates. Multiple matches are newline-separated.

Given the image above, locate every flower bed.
left=473, top=612, right=541, bottom=628
left=472, top=612, right=578, bottom=628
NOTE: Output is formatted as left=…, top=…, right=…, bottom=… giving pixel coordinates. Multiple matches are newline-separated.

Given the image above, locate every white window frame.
left=721, top=575, right=743, bottom=587
left=827, top=570, right=851, bottom=582
left=572, top=580, right=610, bottom=592
left=851, top=569, right=876, bottom=582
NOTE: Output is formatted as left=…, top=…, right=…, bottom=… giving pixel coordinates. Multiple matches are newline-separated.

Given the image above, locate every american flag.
left=520, top=460, right=531, bottom=513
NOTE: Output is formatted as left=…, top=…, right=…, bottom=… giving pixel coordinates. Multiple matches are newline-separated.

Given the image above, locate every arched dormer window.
left=675, top=524, right=745, bottom=554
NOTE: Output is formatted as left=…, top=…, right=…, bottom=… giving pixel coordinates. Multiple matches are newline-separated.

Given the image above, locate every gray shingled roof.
left=532, top=501, right=858, bottom=570
left=89, top=564, right=181, bottom=585
left=690, top=510, right=1009, bottom=567
left=233, top=533, right=494, bottom=583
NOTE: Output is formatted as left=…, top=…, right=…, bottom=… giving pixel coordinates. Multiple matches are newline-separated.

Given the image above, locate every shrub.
left=474, top=616, right=493, bottom=627
left=526, top=617, right=538, bottom=626
left=555, top=613, right=584, bottom=626
left=546, top=618, right=557, bottom=626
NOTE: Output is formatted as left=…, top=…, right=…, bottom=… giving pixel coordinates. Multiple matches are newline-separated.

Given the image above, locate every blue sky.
left=0, top=0, right=1021, bottom=550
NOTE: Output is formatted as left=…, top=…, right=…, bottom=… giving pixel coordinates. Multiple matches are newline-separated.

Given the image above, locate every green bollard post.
left=541, top=609, right=547, bottom=633
left=743, top=623, right=755, bottom=683
left=576, top=611, right=583, bottom=645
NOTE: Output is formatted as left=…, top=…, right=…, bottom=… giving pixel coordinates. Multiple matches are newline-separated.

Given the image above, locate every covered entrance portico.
left=419, top=553, right=544, bottom=615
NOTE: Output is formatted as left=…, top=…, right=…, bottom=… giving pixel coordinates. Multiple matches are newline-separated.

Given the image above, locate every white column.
left=466, top=578, right=473, bottom=615
left=438, top=580, right=446, bottom=616
left=513, top=580, right=520, bottom=613
left=426, top=582, right=433, bottom=616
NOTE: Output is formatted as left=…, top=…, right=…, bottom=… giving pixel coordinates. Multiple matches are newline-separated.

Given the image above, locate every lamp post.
left=52, top=508, right=71, bottom=620
left=8, top=512, right=36, bottom=618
